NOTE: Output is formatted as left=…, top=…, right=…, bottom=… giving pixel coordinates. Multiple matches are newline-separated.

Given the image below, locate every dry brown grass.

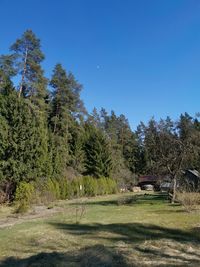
left=176, top=192, right=200, bottom=212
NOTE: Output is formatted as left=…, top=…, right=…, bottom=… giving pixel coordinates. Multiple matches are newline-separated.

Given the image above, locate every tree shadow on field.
left=0, top=244, right=129, bottom=267
left=50, top=222, right=200, bottom=244
left=47, top=222, right=200, bottom=266
left=0, top=223, right=200, bottom=267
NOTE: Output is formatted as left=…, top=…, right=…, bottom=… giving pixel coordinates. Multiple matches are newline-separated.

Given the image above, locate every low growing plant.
left=14, top=182, right=34, bottom=213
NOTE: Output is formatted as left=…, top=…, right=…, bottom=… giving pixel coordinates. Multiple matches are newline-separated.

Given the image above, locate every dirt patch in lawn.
left=0, top=205, right=66, bottom=228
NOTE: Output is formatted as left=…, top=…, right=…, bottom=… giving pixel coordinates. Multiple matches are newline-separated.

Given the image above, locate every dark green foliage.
left=0, top=86, right=51, bottom=200
left=0, top=70, right=14, bottom=95
left=49, top=133, right=68, bottom=179
left=0, top=106, right=9, bottom=181
left=68, top=124, right=85, bottom=173
left=59, top=178, right=71, bottom=200
left=84, top=125, right=112, bottom=178
left=0, top=55, right=17, bottom=78
left=48, top=64, right=86, bottom=178
left=49, top=64, right=73, bottom=136
left=98, top=109, right=138, bottom=178
left=49, top=64, right=85, bottom=131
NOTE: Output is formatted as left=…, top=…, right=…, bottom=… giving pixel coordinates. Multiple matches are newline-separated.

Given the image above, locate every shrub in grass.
left=70, top=179, right=78, bottom=198
left=59, top=178, right=68, bottom=199
left=59, top=178, right=74, bottom=200
left=96, top=177, right=107, bottom=195
left=97, top=177, right=117, bottom=195
left=82, top=176, right=98, bottom=196
left=14, top=182, right=34, bottom=213
left=117, top=195, right=137, bottom=205
left=106, top=178, right=118, bottom=194
left=46, top=179, right=60, bottom=200
left=15, top=176, right=118, bottom=209
left=70, top=178, right=84, bottom=198
left=66, top=180, right=75, bottom=199
left=176, top=192, right=200, bottom=212
left=39, top=178, right=61, bottom=204
left=53, top=180, right=60, bottom=199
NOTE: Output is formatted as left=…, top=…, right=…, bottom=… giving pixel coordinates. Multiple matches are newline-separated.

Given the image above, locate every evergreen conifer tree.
left=84, top=124, right=112, bottom=178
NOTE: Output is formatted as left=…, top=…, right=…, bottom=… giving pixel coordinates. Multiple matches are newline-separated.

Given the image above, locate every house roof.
left=139, top=175, right=158, bottom=183
left=186, top=169, right=200, bottom=178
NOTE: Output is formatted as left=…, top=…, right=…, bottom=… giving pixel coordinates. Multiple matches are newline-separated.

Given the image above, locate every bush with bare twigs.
left=176, top=192, right=200, bottom=212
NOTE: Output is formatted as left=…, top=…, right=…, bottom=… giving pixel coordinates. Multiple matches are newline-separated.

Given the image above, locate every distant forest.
left=0, top=30, right=200, bottom=203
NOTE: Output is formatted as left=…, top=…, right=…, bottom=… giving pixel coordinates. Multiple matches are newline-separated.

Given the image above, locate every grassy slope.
left=0, top=193, right=200, bottom=266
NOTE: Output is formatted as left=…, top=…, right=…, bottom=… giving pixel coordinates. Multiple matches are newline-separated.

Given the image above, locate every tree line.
left=0, top=30, right=200, bottom=203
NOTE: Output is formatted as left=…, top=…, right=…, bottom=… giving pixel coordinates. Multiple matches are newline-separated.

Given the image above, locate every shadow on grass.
left=2, top=223, right=199, bottom=267
left=1, top=222, right=200, bottom=266
left=50, top=222, right=200, bottom=244
left=152, top=209, right=186, bottom=214
left=0, top=245, right=129, bottom=267
left=70, top=193, right=169, bottom=207
left=134, top=246, right=200, bottom=265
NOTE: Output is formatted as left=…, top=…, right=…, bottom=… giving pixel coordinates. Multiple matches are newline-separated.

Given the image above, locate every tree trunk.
left=18, top=46, right=28, bottom=98
left=171, top=174, right=177, bottom=204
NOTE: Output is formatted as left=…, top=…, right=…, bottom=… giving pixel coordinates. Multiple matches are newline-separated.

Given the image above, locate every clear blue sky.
left=1, top=0, right=200, bottom=129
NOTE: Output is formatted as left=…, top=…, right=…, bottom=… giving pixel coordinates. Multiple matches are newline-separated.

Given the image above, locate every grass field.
left=0, top=192, right=200, bottom=266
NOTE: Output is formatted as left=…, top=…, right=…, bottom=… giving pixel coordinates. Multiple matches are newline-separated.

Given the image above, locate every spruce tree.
left=68, top=123, right=85, bottom=173
left=0, top=86, right=51, bottom=194
left=49, top=64, right=71, bottom=177
left=49, top=63, right=86, bottom=176
left=84, top=124, right=112, bottom=178
left=50, top=64, right=73, bottom=135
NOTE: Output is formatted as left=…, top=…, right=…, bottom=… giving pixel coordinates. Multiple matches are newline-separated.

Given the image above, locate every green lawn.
left=0, top=192, right=200, bottom=266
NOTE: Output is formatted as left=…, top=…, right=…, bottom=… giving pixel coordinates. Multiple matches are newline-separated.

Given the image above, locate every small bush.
left=57, top=178, right=75, bottom=200
left=97, top=177, right=108, bottom=195
left=83, top=176, right=98, bottom=196
left=71, top=179, right=80, bottom=198
left=106, top=178, right=118, bottom=194
left=176, top=192, right=200, bottom=212
left=59, top=178, right=70, bottom=199
left=14, top=182, right=34, bottom=213
left=96, top=177, right=117, bottom=195
left=38, top=178, right=61, bottom=204
left=117, top=195, right=137, bottom=206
